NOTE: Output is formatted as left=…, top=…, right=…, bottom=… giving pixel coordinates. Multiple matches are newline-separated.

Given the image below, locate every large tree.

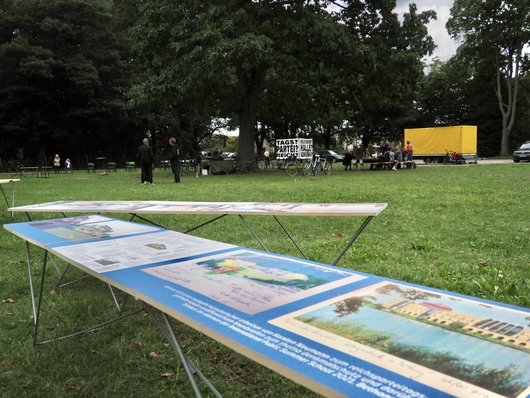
left=0, top=0, right=135, bottom=166
left=132, top=0, right=350, bottom=167
left=447, top=0, right=530, bottom=155
left=338, top=1, right=436, bottom=150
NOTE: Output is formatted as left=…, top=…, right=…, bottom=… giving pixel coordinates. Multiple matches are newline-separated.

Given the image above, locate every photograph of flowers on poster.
left=270, top=281, right=530, bottom=398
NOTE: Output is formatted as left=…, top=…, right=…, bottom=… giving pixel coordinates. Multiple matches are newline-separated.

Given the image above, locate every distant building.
left=382, top=299, right=529, bottom=352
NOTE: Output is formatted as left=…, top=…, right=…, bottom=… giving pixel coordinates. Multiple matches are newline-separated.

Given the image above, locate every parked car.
left=318, top=150, right=344, bottom=163
left=513, top=141, right=530, bottom=162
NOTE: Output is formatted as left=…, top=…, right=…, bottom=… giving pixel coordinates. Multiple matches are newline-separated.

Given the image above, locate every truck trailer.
left=404, top=125, right=477, bottom=164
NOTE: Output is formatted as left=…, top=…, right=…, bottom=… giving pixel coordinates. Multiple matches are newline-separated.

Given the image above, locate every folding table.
left=4, top=215, right=530, bottom=398
left=9, top=200, right=388, bottom=266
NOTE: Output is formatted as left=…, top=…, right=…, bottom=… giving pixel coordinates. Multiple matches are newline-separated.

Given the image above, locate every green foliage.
left=131, top=0, right=436, bottom=164
left=447, top=0, right=530, bottom=155
left=0, top=0, right=138, bottom=165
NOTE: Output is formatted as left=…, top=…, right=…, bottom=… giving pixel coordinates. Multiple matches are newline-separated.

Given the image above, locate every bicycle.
left=320, top=155, right=332, bottom=175
left=284, top=155, right=306, bottom=176
left=302, top=153, right=332, bottom=176
left=256, top=156, right=269, bottom=170
left=302, top=153, right=321, bottom=176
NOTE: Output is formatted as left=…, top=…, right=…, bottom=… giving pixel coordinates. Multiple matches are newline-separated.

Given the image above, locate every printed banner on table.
left=4, top=216, right=530, bottom=398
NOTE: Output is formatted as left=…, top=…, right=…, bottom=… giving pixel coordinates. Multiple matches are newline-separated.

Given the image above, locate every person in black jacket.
left=137, top=138, right=154, bottom=184
left=168, top=137, right=180, bottom=183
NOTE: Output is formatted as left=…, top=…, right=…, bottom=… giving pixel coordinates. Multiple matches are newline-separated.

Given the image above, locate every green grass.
left=0, top=164, right=529, bottom=397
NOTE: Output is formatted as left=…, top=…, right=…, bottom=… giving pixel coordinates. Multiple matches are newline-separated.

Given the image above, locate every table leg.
left=25, top=243, right=142, bottom=346
left=144, top=305, right=223, bottom=398
left=272, top=215, right=308, bottom=260
left=0, top=183, right=15, bottom=221
left=331, top=216, right=373, bottom=266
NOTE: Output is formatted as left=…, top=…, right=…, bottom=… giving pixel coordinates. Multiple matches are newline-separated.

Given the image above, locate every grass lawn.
left=0, top=164, right=529, bottom=397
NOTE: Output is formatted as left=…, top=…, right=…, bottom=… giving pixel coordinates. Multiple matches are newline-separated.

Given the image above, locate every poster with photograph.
left=28, top=215, right=159, bottom=243
left=6, top=215, right=530, bottom=398
left=270, top=281, right=530, bottom=398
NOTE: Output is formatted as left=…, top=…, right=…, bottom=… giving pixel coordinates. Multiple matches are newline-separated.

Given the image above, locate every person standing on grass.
left=64, top=158, right=72, bottom=173
left=137, top=138, right=154, bottom=184
left=53, top=154, right=61, bottom=174
left=168, top=137, right=180, bottom=183
left=406, top=140, right=414, bottom=161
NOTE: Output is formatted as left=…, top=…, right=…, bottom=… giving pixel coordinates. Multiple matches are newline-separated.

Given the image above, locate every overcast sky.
left=395, top=0, right=460, bottom=62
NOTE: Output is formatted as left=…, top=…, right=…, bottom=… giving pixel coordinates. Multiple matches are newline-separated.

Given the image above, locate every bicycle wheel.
left=257, top=160, right=266, bottom=170
left=301, top=162, right=312, bottom=176
left=322, top=162, right=332, bottom=175
left=285, top=163, right=298, bottom=176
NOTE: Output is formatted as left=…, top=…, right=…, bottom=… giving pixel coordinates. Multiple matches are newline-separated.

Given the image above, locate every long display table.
left=8, top=200, right=388, bottom=265
left=4, top=215, right=530, bottom=398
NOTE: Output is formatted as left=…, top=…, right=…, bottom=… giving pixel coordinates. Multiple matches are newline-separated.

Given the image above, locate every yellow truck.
left=404, top=125, right=478, bottom=164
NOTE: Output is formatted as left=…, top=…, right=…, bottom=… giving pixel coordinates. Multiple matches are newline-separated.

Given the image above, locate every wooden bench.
left=18, top=166, right=51, bottom=178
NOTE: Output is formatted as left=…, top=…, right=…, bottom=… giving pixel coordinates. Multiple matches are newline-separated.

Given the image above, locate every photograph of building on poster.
left=29, top=215, right=158, bottom=242
left=270, top=281, right=530, bottom=398
left=142, top=250, right=365, bottom=314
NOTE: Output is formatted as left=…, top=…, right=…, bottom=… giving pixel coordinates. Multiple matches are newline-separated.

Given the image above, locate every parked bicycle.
left=284, top=155, right=306, bottom=176
left=302, top=153, right=332, bottom=176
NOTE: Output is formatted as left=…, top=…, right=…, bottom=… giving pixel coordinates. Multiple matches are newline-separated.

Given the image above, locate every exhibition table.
left=4, top=215, right=530, bottom=398
left=8, top=200, right=388, bottom=265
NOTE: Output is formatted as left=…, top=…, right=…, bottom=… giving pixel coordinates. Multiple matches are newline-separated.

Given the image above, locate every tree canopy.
left=447, top=0, right=530, bottom=155
left=131, top=0, right=435, bottom=166
left=0, top=0, right=529, bottom=169
left=0, top=0, right=137, bottom=166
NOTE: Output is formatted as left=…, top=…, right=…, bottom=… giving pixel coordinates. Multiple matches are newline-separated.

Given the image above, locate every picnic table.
left=17, top=166, right=51, bottom=177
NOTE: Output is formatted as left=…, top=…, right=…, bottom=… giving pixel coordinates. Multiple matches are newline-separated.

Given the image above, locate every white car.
left=318, top=150, right=344, bottom=163
left=513, top=141, right=530, bottom=163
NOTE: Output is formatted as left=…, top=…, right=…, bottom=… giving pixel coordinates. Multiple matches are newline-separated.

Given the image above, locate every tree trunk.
left=237, top=69, right=263, bottom=170
left=496, top=52, right=520, bottom=156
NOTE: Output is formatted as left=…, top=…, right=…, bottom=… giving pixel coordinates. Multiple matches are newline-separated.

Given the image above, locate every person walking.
left=168, top=137, right=180, bottom=183
left=137, top=138, right=154, bottom=184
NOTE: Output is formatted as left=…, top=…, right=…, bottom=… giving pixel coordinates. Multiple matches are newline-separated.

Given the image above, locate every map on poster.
left=142, top=249, right=365, bottom=314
